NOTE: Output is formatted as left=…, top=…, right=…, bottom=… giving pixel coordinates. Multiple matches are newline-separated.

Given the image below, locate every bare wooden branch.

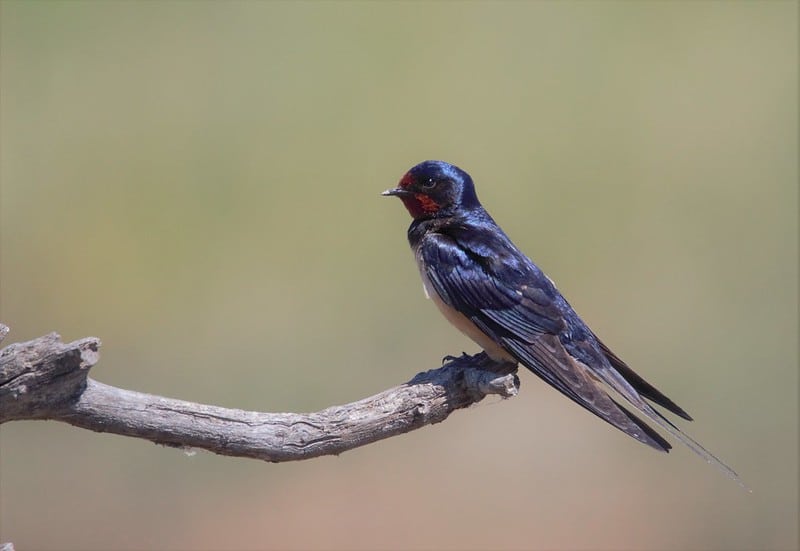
left=0, top=324, right=519, bottom=462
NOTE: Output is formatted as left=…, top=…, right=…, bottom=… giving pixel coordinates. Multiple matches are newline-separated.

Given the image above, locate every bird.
left=383, top=159, right=742, bottom=485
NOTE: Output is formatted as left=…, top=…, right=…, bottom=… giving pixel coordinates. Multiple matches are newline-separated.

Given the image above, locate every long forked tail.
left=592, top=335, right=748, bottom=489
left=641, top=403, right=749, bottom=491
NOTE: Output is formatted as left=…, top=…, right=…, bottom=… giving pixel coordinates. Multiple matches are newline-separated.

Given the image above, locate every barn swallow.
left=384, top=160, right=742, bottom=485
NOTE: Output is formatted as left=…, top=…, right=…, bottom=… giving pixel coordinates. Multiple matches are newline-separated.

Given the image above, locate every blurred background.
left=1, top=1, right=797, bottom=550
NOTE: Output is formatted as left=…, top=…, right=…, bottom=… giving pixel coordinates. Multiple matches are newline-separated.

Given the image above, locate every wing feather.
left=595, top=336, right=693, bottom=420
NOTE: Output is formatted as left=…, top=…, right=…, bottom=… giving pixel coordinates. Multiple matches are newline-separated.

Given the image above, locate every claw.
left=441, top=352, right=470, bottom=365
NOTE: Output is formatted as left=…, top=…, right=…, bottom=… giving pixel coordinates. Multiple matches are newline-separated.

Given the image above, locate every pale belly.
left=417, top=261, right=517, bottom=364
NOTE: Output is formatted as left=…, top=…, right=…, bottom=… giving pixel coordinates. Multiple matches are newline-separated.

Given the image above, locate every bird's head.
left=383, top=160, right=481, bottom=220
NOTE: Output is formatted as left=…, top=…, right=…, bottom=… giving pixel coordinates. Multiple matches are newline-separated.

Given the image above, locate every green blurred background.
left=1, top=1, right=797, bottom=549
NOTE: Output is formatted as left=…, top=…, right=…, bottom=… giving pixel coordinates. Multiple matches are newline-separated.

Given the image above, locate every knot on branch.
left=0, top=326, right=101, bottom=422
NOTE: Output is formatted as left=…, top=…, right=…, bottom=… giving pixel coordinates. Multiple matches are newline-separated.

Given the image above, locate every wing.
left=419, top=228, right=746, bottom=485
left=418, top=229, right=672, bottom=451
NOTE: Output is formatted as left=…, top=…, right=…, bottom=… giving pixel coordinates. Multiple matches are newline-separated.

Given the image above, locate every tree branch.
left=0, top=324, right=519, bottom=462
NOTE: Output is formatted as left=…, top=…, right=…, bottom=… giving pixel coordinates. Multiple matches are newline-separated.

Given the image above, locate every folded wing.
left=419, top=229, right=745, bottom=485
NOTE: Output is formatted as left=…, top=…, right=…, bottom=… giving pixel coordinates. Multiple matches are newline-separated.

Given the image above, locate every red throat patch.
left=396, top=171, right=439, bottom=217
left=415, top=193, right=440, bottom=213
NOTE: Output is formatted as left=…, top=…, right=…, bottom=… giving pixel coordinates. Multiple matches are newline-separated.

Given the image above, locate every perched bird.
left=384, top=160, right=741, bottom=484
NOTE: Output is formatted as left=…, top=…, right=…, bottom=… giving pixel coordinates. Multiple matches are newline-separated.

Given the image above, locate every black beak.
left=382, top=187, right=413, bottom=197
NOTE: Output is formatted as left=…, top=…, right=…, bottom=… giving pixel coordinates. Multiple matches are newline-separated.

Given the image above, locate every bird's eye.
left=421, top=179, right=437, bottom=189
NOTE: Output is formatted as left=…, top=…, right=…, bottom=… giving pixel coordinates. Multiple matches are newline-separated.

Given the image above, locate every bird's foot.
left=471, top=352, right=517, bottom=374
left=441, top=352, right=471, bottom=365
left=442, top=351, right=517, bottom=374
